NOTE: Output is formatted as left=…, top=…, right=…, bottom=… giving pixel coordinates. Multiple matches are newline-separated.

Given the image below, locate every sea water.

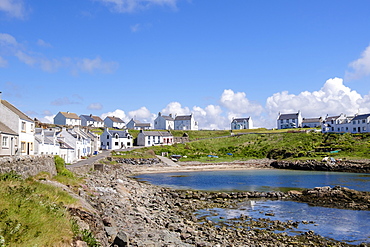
left=135, top=169, right=370, bottom=244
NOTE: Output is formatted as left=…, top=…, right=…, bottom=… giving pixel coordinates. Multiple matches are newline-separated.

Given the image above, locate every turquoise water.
left=135, top=169, right=370, bottom=192
left=135, top=169, right=370, bottom=244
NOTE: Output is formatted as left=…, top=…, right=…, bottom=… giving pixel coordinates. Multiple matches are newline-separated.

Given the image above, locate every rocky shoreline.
left=68, top=160, right=370, bottom=247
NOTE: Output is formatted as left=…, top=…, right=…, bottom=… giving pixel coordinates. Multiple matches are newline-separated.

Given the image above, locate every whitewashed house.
left=0, top=94, right=35, bottom=155
left=80, top=114, right=105, bottom=127
left=56, top=127, right=92, bottom=162
left=54, top=111, right=81, bottom=126
left=0, top=121, right=18, bottom=156
left=137, top=130, right=173, bottom=147
left=349, top=113, right=370, bottom=133
left=321, top=114, right=352, bottom=133
left=154, top=112, right=174, bottom=130
left=100, top=128, right=133, bottom=150
left=57, top=139, right=75, bottom=164
left=104, top=116, right=125, bottom=129
left=277, top=111, right=302, bottom=129
left=126, top=118, right=151, bottom=130
left=174, top=114, right=198, bottom=130
left=302, top=117, right=323, bottom=128
left=34, top=128, right=60, bottom=155
left=231, top=117, right=253, bottom=130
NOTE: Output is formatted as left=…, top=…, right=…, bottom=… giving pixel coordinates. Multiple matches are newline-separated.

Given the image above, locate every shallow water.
left=196, top=200, right=370, bottom=244
left=135, top=169, right=370, bottom=244
left=135, top=169, right=370, bottom=192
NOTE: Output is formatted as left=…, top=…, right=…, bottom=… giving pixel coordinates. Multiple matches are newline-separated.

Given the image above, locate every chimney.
left=0, top=91, right=2, bottom=101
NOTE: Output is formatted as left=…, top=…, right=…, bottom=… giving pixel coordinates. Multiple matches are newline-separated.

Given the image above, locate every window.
left=30, top=142, right=33, bottom=151
left=353, top=121, right=356, bottom=124
left=363, top=126, right=366, bottom=131
left=21, top=142, right=26, bottom=153
left=115, top=142, right=119, bottom=146
left=107, top=135, right=109, bottom=139
left=21, top=121, right=26, bottom=132
left=31, top=124, right=34, bottom=132
left=2, top=136, right=8, bottom=148
left=363, top=119, right=366, bottom=124
left=353, top=128, right=356, bottom=132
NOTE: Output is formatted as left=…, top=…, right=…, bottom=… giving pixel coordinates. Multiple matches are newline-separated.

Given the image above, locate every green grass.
left=0, top=173, right=77, bottom=246
left=122, top=132, right=370, bottom=161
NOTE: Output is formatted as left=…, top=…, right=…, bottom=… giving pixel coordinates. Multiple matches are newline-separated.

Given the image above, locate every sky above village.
left=1, top=0, right=370, bottom=129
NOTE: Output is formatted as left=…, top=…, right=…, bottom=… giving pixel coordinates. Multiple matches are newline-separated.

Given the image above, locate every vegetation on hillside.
left=122, top=132, right=370, bottom=161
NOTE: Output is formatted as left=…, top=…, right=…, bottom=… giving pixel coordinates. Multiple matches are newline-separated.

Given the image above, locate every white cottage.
left=321, top=114, right=352, bottom=133
left=126, top=118, right=151, bottom=130
left=277, top=111, right=302, bottom=129
left=349, top=113, right=370, bottom=133
left=0, top=94, right=35, bottom=155
left=100, top=128, right=133, bottom=150
left=0, top=121, right=18, bottom=156
left=174, top=114, right=198, bottom=130
left=137, top=130, right=173, bottom=147
left=54, top=111, right=81, bottom=126
left=104, top=116, right=125, bottom=129
left=154, top=112, right=174, bottom=130
left=34, top=128, right=60, bottom=155
left=80, top=114, right=105, bottom=127
left=231, top=117, right=253, bottom=130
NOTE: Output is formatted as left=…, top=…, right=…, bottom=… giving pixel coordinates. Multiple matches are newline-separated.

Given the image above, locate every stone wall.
left=0, top=155, right=57, bottom=178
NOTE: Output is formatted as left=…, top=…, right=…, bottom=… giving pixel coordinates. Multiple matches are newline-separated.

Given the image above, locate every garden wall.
left=0, top=155, right=57, bottom=178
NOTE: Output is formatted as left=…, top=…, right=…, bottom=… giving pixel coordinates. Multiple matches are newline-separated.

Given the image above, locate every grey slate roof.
left=175, top=115, right=191, bottom=121
left=0, top=121, right=17, bottom=135
left=302, top=117, right=321, bottom=123
left=80, top=115, right=95, bottom=121
left=162, top=115, right=174, bottom=121
left=106, top=116, right=124, bottom=123
left=352, top=113, right=370, bottom=121
left=1, top=100, right=33, bottom=122
left=141, top=131, right=172, bottom=137
left=232, top=117, right=250, bottom=122
left=108, top=130, right=131, bottom=138
left=278, top=113, right=299, bottom=120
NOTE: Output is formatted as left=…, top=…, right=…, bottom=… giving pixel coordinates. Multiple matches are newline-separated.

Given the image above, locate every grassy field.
left=120, top=131, right=370, bottom=161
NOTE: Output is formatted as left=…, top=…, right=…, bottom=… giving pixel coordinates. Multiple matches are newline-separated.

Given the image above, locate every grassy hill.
left=122, top=131, right=370, bottom=162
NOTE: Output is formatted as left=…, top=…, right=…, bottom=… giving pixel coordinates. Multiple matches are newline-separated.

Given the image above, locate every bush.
left=54, top=155, right=74, bottom=178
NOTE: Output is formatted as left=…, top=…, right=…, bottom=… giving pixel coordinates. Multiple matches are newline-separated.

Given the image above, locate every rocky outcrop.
left=74, top=163, right=361, bottom=246
left=270, top=159, right=370, bottom=173
left=289, top=186, right=370, bottom=211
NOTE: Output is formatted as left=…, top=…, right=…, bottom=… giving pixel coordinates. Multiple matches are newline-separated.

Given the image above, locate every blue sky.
left=1, top=0, right=370, bottom=129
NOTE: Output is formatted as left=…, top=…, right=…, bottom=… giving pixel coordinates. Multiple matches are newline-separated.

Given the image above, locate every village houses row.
left=2, top=93, right=370, bottom=163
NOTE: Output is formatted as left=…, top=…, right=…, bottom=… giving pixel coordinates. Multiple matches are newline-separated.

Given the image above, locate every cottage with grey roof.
left=174, top=114, right=198, bottom=130
left=154, top=112, right=174, bottom=130
left=277, top=111, right=302, bottom=129
left=126, top=118, right=151, bottom=130
left=231, top=117, right=253, bottom=130
left=104, top=116, right=125, bottom=129
left=80, top=114, right=105, bottom=127
left=100, top=128, right=133, bottom=150
left=137, top=130, right=173, bottom=146
left=54, top=111, right=81, bottom=126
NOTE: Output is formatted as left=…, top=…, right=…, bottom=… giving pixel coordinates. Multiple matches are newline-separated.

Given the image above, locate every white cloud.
left=346, top=45, right=370, bottom=80
left=95, top=0, right=178, bottom=13
left=127, top=106, right=156, bottom=123
left=37, top=39, right=52, bottom=48
left=0, top=33, right=119, bottom=74
left=100, top=109, right=127, bottom=122
left=220, top=89, right=264, bottom=119
left=77, top=56, right=119, bottom=74
left=0, top=56, right=8, bottom=67
left=192, top=104, right=226, bottom=130
left=51, top=96, right=82, bottom=106
left=265, top=77, right=369, bottom=127
left=88, top=103, right=103, bottom=110
left=130, top=23, right=140, bottom=32
left=0, top=0, right=26, bottom=19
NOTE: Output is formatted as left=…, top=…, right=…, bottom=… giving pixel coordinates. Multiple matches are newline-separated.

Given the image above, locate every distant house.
left=321, top=114, right=352, bottom=133
left=80, top=114, right=104, bottom=127
left=349, top=113, right=370, bottom=133
left=302, top=117, right=322, bottom=128
left=0, top=93, right=35, bottom=155
left=100, top=128, right=133, bottom=150
left=104, top=116, right=125, bottom=129
left=174, top=114, right=198, bottom=130
left=137, top=130, right=173, bottom=146
left=34, top=128, right=60, bottom=155
left=231, top=117, right=253, bottom=130
left=126, top=118, right=151, bottom=130
left=154, top=112, right=174, bottom=130
left=54, top=111, right=81, bottom=126
left=0, top=121, right=18, bottom=156
left=277, top=111, right=302, bottom=129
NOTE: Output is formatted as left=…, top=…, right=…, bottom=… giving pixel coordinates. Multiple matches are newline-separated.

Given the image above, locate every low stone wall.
left=0, top=155, right=57, bottom=178
left=270, top=159, right=370, bottom=173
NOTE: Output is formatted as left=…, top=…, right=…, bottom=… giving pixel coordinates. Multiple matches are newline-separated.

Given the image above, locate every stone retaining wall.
left=0, top=155, right=57, bottom=178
